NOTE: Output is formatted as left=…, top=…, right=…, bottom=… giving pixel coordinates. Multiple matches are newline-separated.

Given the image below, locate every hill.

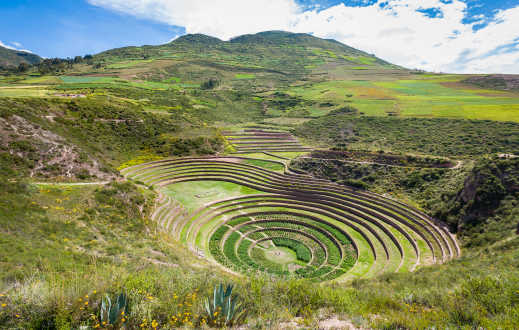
left=99, top=30, right=396, bottom=72
left=0, top=30, right=518, bottom=329
left=0, top=45, right=41, bottom=68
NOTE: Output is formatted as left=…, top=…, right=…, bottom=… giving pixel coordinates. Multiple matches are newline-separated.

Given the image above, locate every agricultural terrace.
left=122, top=156, right=459, bottom=282
left=223, top=128, right=311, bottom=154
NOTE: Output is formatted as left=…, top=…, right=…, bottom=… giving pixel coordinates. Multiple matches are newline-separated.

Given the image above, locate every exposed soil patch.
left=0, top=115, right=115, bottom=180
left=211, top=157, right=243, bottom=163
left=53, top=93, right=86, bottom=98
left=278, top=316, right=359, bottom=329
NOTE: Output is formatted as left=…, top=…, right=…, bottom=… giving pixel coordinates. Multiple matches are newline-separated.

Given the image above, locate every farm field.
left=1, top=30, right=519, bottom=329
left=286, top=76, right=519, bottom=121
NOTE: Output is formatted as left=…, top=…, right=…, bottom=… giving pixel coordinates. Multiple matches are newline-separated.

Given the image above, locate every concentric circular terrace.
left=122, top=156, right=459, bottom=282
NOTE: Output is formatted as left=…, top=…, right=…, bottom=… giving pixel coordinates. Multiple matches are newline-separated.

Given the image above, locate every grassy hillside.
left=2, top=32, right=518, bottom=123
left=0, top=46, right=41, bottom=68
left=0, top=31, right=518, bottom=329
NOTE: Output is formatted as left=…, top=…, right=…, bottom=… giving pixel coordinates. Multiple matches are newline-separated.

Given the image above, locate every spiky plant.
left=99, top=291, right=128, bottom=327
left=204, top=284, right=247, bottom=327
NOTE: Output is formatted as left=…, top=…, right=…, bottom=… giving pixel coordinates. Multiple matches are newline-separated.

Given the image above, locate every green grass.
left=264, top=246, right=298, bottom=264
left=242, top=158, right=285, bottom=172
left=17, top=75, right=62, bottom=84
left=162, top=180, right=261, bottom=213
left=234, top=73, right=256, bottom=79
left=59, top=76, right=118, bottom=84
left=272, top=237, right=312, bottom=263
left=0, top=87, right=51, bottom=97
left=2, top=30, right=519, bottom=329
left=287, top=77, right=519, bottom=121
left=106, top=59, right=154, bottom=69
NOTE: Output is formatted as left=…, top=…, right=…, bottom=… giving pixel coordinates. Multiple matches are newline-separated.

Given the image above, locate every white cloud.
left=0, top=40, right=34, bottom=53
left=0, top=40, right=17, bottom=50
left=87, top=0, right=519, bottom=73
left=87, top=0, right=301, bottom=40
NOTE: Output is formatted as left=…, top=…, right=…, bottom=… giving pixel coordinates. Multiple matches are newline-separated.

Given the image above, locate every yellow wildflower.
left=1, top=303, right=6, bottom=307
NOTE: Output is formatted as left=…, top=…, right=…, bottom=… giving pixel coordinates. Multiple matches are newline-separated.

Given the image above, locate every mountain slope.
left=95, top=30, right=400, bottom=76
left=0, top=45, right=41, bottom=67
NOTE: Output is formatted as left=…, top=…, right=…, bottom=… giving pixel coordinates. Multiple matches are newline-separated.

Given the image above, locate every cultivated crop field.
left=286, top=76, right=519, bottom=121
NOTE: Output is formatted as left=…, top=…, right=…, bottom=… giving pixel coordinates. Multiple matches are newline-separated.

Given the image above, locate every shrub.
left=203, top=284, right=247, bottom=327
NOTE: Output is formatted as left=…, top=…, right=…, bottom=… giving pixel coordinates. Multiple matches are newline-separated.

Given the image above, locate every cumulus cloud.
left=87, top=0, right=519, bottom=73
left=0, top=40, right=17, bottom=50
left=0, top=40, right=34, bottom=53
left=87, top=0, right=301, bottom=40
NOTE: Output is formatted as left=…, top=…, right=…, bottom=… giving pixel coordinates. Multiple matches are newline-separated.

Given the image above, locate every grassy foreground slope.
left=0, top=31, right=518, bottom=328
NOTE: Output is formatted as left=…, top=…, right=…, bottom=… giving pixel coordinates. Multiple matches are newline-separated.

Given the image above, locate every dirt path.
left=32, top=181, right=110, bottom=186
left=0, top=85, right=50, bottom=89
left=452, top=160, right=464, bottom=169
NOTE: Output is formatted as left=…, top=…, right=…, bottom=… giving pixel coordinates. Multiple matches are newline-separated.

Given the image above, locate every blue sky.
left=0, top=0, right=184, bottom=58
left=1, top=0, right=519, bottom=73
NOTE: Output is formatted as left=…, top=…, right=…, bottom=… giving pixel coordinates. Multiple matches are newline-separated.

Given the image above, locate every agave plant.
left=99, top=291, right=128, bottom=327
left=204, top=284, right=247, bottom=327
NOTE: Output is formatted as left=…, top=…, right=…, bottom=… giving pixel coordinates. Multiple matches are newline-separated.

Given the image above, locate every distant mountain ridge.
left=0, top=45, right=42, bottom=68
left=96, top=30, right=397, bottom=72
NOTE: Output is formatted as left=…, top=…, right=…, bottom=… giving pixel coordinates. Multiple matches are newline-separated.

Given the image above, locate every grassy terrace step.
left=227, top=136, right=296, bottom=140
left=131, top=159, right=456, bottom=262
left=234, top=146, right=308, bottom=150
left=209, top=212, right=355, bottom=280
left=187, top=199, right=401, bottom=274
left=122, top=156, right=459, bottom=281
left=189, top=200, right=399, bottom=278
left=233, top=149, right=312, bottom=154
left=203, top=209, right=372, bottom=278
left=231, top=141, right=303, bottom=145
left=179, top=196, right=379, bottom=279
left=143, top=173, right=438, bottom=266
left=141, top=165, right=431, bottom=259
left=223, top=128, right=311, bottom=154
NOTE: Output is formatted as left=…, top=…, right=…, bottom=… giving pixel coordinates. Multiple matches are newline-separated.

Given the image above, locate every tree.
left=17, top=62, right=30, bottom=73
left=201, top=78, right=220, bottom=90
